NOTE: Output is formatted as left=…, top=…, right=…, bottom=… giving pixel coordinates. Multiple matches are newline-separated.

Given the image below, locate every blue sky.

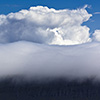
left=0, top=0, right=100, bottom=33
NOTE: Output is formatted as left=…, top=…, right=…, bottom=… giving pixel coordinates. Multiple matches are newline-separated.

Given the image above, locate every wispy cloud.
left=0, top=4, right=21, bottom=7
left=94, top=12, right=100, bottom=15
left=83, top=4, right=92, bottom=9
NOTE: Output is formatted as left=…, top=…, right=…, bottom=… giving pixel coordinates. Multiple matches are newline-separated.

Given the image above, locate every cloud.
left=94, top=12, right=100, bottom=15
left=0, top=41, right=100, bottom=80
left=0, top=6, right=92, bottom=45
left=0, top=6, right=100, bottom=81
left=83, top=4, right=92, bottom=9
left=0, top=4, right=20, bottom=7
left=92, top=30, right=100, bottom=41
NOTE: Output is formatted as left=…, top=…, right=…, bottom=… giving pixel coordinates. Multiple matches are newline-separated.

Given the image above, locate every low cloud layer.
left=0, top=41, right=100, bottom=80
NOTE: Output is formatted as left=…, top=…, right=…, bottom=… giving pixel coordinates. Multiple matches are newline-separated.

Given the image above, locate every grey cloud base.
left=0, top=41, right=100, bottom=80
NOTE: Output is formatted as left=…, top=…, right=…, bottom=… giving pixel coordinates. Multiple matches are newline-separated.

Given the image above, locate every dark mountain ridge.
left=0, top=77, right=100, bottom=100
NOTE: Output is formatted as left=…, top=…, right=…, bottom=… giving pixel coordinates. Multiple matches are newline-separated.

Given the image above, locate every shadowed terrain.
left=0, top=77, right=100, bottom=100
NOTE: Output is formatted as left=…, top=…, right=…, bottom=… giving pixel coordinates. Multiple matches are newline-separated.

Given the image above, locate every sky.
left=0, top=0, right=100, bottom=33
left=0, top=0, right=100, bottom=81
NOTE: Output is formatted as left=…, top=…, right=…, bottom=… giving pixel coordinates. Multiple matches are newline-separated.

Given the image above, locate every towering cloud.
left=0, top=6, right=92, bottom=45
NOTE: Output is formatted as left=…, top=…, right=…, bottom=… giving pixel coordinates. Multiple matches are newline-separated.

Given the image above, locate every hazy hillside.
left=0, top=77, right=100, bottom=100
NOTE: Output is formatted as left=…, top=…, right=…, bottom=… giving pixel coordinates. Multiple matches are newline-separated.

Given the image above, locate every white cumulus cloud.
left=0, top=6, right=92, bottom=45
left=93, top=30, right=100, bottom=41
